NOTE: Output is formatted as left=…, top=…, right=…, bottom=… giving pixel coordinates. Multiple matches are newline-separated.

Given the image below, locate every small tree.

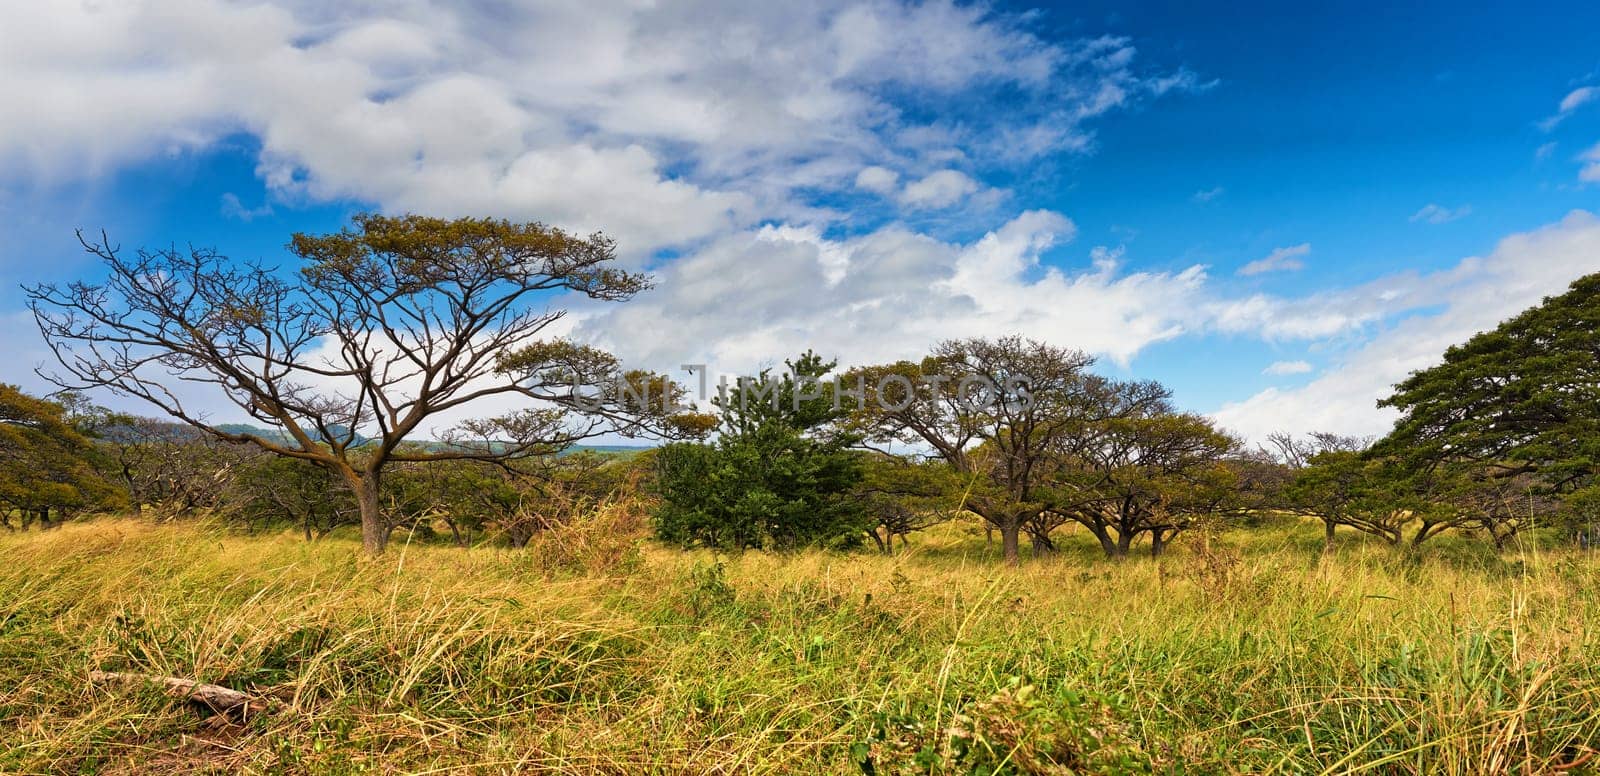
left=27, top=215, right=695, bottom=554
left=1262, top=431, right=1371, bottom=551
left=1046, top=410, right=1240, bottom=558
left=227, top=454, right=354, bottom=539
left=654, top=352, right=869, bottom=550
left=852, top=454, right=962, bottom=553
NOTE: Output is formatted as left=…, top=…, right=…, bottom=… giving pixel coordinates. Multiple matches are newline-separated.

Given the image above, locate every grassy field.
left=1, top=513, right=1597, bottom=774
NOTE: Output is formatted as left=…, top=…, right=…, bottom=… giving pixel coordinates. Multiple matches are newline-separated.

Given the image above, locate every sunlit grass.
left=1, top=513, right=1596, bottom=774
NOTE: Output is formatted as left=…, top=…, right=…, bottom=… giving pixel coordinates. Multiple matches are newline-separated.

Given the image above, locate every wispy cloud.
left=1540, top=86, right=1598, bottom=131
left=1262, top=360, right=1312, bottom=376
left=219, top=192, right=273, bottom=222
left=1583, top=143, right=1600, bottom=183
left=1215, top=211, right=1600, bottom=441
left=1409, top=203, right=1472, bottom=224
left=1238, top=243, right=1310, bottom=276
left=1191, top=186, right=1224, bottom=203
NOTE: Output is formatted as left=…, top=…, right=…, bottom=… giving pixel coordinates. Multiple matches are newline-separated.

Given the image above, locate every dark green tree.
left=1378, top=272, right=1600, bottom=490
left=654, top=352, right=869, bottom=550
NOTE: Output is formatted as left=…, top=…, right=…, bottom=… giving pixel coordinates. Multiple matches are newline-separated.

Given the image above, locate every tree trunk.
left=1150, top=531, right=1166, bottom=557
left=1091, top=526, right=1118, bottom=558
left=353, top=472, right=389, bottom=556
left=867, top=528, right=887, bottom=554
left=1114, top=529, right=1134, bottom=558
left=1322, top=520, right=1336, bottom=553
left=1029, top=530, right=1056, bottom=556
left=1000, top=521, right=1021, bottom=565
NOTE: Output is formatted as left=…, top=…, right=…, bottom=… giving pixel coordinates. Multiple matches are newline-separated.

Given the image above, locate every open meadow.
left=2, top=515, right=1596, bottom=774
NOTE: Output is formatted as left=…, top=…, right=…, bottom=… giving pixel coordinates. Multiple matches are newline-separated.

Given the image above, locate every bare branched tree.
left=26, top=214, right=701, bottom=554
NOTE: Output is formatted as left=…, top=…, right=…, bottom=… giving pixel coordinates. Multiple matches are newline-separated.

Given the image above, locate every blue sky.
left=2, top=1, right=1598, bottom=441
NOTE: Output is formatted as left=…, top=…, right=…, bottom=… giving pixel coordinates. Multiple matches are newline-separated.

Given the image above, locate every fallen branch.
left=89, top=670, right=267, bottom=718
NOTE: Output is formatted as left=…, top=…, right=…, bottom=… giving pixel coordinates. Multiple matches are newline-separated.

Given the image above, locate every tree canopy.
left=1378, top=271, right=1600, bottom=489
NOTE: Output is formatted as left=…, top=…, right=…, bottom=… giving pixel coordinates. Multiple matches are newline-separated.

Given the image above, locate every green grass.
left=1, top=513, right=1597, bottom=774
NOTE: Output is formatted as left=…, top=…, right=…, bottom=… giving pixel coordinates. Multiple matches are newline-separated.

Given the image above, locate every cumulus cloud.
left=1214, top=211, right=1600, bottom=441
left=1237, top=243, right=1309, bottom=276
left=898, top=170, right=982, bottom=209
left=1262, top=360, right=1312, bottom=376
left=576, top=210, right=1222, bottom=374
left=1409, top=203, right=1472, bottom=224
left=0, top=0, right=1203, bottom=258
left=854, top=166, right=900, bottom=194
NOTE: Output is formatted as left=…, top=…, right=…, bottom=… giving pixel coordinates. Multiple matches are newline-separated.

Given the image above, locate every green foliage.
left=0, top=384, right=124, bottom=523
left=1379, top=271, right=1600, bottom=490
left=654, top=352, right=871, bottom=550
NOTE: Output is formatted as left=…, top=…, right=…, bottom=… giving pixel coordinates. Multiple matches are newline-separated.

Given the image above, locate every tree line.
left=11, top=215, right=1598, bottom=561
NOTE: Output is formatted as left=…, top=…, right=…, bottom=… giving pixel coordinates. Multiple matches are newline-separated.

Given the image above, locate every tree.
left=848, top=336, right=1160, bottom=564
left=851, top=454, right=962, bottom=553
left=654, top=352, right=870, bottom=551
left=0, top=384, right=123, bottom=528
left=227, top=454, right=354, bottom=540
left=1045, top=409, right=1241, bottom=557
left=1378, top=272, right=1600, bottom=491
left=93, top=416, right=254, bottom=518
left=27, top=215, right=698, bottom=554
left=1262, top=431, right=1371, bottom=551
left=1279, top=450, right=1418, bottom=547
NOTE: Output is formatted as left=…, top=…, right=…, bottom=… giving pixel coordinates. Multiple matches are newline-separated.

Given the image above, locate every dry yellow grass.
left=0, top=514, right=1596, bottom=774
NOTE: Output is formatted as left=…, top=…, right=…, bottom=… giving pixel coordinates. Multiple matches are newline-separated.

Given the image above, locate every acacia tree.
left=849, top=336, right=1152, bottom=564
left=27, top=214, right=697, bottom=554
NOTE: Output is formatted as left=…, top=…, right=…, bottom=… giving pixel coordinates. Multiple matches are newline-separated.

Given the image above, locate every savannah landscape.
left=4, top=2, right=1600, bottom=774
left=1, top=215, right=1597, bottom=775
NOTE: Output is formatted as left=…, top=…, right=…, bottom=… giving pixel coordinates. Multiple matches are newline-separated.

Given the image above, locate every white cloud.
left=1409, top=203, right=1472, bottom=224
left=1214, top=211, right=1600, bottom=441
left=1536, top=141, right=1558, bottom=162
left=1262, top=360, right=1312, bottom=376
left=1581, top=143, right=1600, bottom=183
left=1237, top=243, right=1309, bottom=276
left=854, top=166, right=900, bottom=194
left=0, top=0, right=1202, bottom=257
left=1191, top=186, right=1224, bottom=203
left=898, top=169, right=981, bottom=209
left=1540, top=86, right=1597, bottom=130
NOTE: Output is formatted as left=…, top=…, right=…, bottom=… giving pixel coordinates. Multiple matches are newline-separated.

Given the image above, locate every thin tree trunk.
left=1150, top=531, right=1166, bottom=557
left=1322, top=520, right=1336, bottom=553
